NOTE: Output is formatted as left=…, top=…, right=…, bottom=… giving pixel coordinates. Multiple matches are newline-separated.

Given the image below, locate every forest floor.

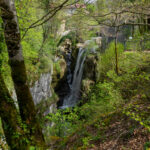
left=88, top=99, right=150, bottom=150
left=63, top=97, right=150, bottom=150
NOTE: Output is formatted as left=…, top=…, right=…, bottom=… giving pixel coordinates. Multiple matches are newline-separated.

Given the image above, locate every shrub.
left=98, top=41, right=124, bottom=80
left=80, top=81, right=122, bottom=121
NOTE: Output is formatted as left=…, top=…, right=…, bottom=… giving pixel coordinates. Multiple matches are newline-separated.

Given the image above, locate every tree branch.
left=21, top=0, right=70, bottom=39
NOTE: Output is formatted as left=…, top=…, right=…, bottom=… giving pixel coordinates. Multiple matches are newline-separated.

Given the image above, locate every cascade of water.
left=61, top=48, right=86, bottom=108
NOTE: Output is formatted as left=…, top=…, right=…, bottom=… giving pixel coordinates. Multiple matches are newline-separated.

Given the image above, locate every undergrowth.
left=46, top=44, right=150, bottom=149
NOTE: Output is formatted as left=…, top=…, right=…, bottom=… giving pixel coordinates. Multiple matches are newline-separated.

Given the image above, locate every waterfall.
left=61, top=48, right=86, bottom=109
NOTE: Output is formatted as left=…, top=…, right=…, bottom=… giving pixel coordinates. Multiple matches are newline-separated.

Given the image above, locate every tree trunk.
left=115, top=27, right=119, bottom=75
left=0, top=73, right=29, bottom=150
left=0, top=0, right=45, bottom=147
left=0, top=20, right=26, bottom=150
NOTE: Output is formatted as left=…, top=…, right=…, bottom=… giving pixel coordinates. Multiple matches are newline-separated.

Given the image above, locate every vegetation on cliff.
left=0, top=0, right=150, bottom=149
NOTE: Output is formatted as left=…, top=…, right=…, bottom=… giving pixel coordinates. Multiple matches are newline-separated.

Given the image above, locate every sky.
left=84, top=0, right=97, bottom=3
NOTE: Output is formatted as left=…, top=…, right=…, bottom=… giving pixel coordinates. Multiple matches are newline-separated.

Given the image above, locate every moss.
left=52, top=59, right=67, bottom=89
left=83, top=54, right=98, bottom=81
left=0, top=72, right=29, bottom=149
left=57, top=32, right=78, bottom=47
left=36, top=92, right=58, bottom=120
left=8, top=60, right=45, bottom=146
left=38, top=57, right=52, bottom=73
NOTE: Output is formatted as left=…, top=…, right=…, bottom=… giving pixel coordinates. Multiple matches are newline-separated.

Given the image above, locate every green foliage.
left=45, top=107, right=81, bottom=137
left=81, top=137, right=91, bottom=149
left=50, top=49, right=150, bottom=149
left=1, top=0, right=150, bottom=148
left=57, top=32, right=77, bottom=47
left=144, top=40, right=150, bottom=49
left=29, top=146, right=36, bottom=150
left=85, top=40, right=99, bottom=51
left=42, top=35, right=58, bottom=56
left=0, top=119, right=3, bottom=138
left=144, top=142, right=150, bottom=150
left=98, top=42, right=124, bottom=78
left=0, top=21, right=14, bottom=90
left=86, top=4, right=96, bottom=13
left=105, top=52, right=150, bottom=100
left=122, top=94, right=150, bottom=131
left=0, top=0, right=55, bottom=90
left=126, top=39, right=142, bottom=51
left=38, top=57, right=52, bottom=72
left=79, top=81, right=122, bottom=121
left=45, top=81, right=122, bottom=140
left=53, top=61, right=61, bottom=74
left=126, top=31, right=150, bottom=51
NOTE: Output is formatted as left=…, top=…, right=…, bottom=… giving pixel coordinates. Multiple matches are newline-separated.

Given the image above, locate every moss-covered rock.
left=83, top=54, right=98, bottom=81
left=51, top=58, right=67, bottom=89
left=81, top=79, right=95, bottom=103
left=71, top=47, right=79, bottom=73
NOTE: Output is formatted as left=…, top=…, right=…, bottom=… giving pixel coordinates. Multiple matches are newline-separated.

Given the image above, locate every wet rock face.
left=81, top=79, right=95, bottom=104
left=12, top=72, right=53, bottom=104
left=71, top=47, right=79, bottom=73
left=12, top=67, right=56, bottom=115
left=52, top=57, right=70, bottom=107
left=83, top=54, right=98, bottom=81
left=30, top=73, right=53, bottom=105
left=81, top=53, right=99, bottom=103
left=51, top=59, right=67, bottom=89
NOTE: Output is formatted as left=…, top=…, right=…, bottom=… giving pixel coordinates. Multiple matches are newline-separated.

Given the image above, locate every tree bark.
left=0, top=73, right=28, bottom=150
left=0, top=0, right=45, bottom=147
left=115, top=27, right=119, bottom=75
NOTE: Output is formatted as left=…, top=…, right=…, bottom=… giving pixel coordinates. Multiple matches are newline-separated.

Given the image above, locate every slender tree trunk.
left=115, top=27, right=119, bottom=75
left=0, top=0, right=45, bottom=147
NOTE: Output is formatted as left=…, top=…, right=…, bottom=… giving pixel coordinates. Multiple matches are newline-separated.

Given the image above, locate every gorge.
left=1, top=0, right=150, bottom=149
